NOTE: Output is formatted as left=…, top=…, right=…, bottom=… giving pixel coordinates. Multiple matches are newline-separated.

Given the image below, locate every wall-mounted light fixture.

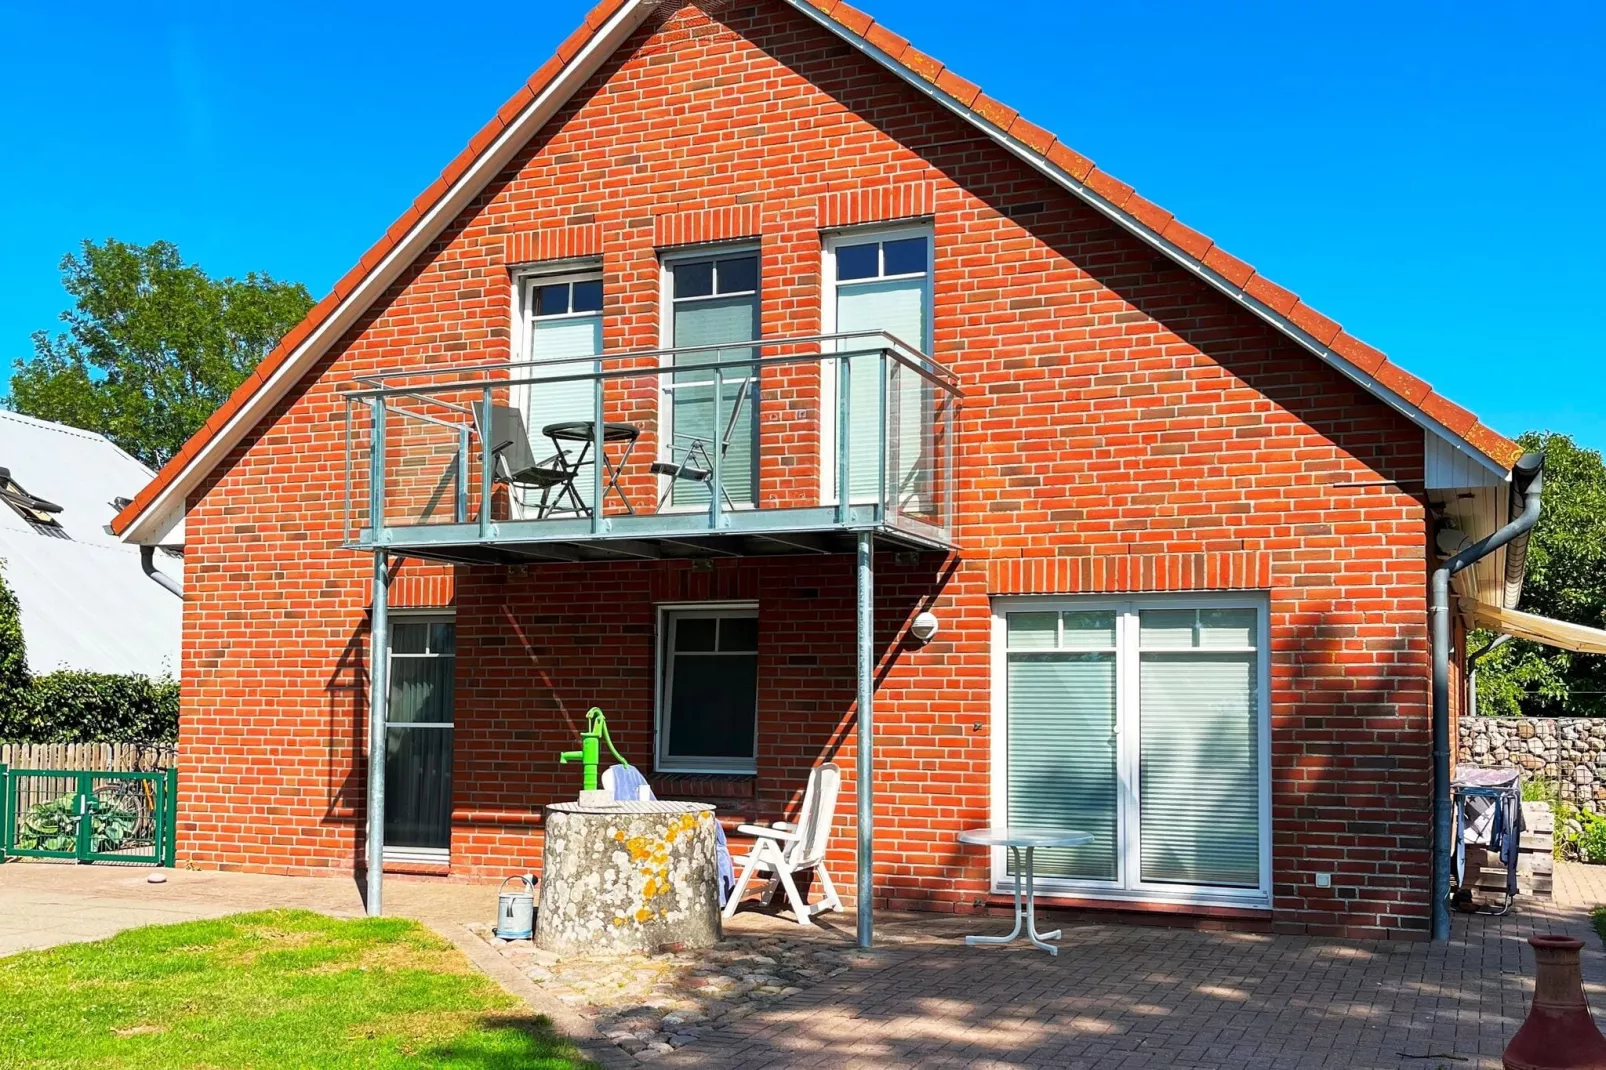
left=910, top=611, right=940, bottom=643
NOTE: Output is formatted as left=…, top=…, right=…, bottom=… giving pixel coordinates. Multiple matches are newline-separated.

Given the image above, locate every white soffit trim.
left=120, top=0, right=656, bottom=545
left=782, top=0, right=1509, bottom=482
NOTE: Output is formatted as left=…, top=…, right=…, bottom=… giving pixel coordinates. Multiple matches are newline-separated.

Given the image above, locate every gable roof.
left=112, top=0, right=1523, bottom=543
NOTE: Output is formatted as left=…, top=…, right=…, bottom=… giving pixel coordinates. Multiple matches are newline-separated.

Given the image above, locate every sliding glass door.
left=994, top=597, right=1269, bottom=903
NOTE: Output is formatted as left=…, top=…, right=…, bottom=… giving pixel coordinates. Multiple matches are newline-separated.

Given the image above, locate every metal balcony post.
left=836, top=357, right=852, bottom=525
left=366, top=549, right=390, bottom=916
left=479, top=388, right=494, bottom=540
left=456, top=425, right=470, bottom=524
left=710, top=366, right=724, bottom=529
left=878, top=351, right=890, bottom=524
left=369, top=399, right=386, bottom=542
left=856, top=530, right=875, bottom=949
left=592, top=375, right=604, bottom=534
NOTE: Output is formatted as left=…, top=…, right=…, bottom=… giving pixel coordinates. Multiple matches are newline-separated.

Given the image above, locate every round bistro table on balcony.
left=957, top=826, right=1094, bottom=956
left=543, top=421, right=641, bottom=516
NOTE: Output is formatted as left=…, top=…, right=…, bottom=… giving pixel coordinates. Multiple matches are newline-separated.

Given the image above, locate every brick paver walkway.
left=4, top=861, right=1604, bottom=1068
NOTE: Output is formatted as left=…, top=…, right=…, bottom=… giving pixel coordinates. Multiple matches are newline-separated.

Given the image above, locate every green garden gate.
left=0, top=765, right=176, bottom=866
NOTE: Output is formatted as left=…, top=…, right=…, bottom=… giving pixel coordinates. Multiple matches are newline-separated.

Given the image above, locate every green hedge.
left=0, top=561, right=178, bottom=743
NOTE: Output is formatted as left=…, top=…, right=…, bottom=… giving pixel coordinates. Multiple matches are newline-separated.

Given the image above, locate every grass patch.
left=0, top=910, right=593, bottom=1069
left=1592, top=906, right=1606, bottom=946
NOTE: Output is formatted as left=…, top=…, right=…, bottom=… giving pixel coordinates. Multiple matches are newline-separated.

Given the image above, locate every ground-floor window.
left=991, top=595, right=1270, bottom=906
left=656, top=604, right=758, bottom=774
left=384, top=612, right=455, bottom=861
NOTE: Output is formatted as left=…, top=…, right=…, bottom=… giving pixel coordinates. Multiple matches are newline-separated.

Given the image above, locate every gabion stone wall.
left=1459, top=718, right=1606, bottom=809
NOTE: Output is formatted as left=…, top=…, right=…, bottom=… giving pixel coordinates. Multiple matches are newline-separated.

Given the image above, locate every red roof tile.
left=112, top=0, right=1521, bottom=537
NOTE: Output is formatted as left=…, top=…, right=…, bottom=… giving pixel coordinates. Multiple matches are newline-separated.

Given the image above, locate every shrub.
left=14, top=791, right=140, bottom=853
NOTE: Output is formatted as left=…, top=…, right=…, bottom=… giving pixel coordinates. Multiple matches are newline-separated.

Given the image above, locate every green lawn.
left=0, top=909, right=592, bottom=1069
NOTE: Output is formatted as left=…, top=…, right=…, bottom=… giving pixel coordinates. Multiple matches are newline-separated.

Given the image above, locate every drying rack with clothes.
left=1451, top=765, right=1524, bottom=916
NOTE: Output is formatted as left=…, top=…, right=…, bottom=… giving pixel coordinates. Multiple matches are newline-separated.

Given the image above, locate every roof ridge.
left=111, top=0, right=1519, bottom=538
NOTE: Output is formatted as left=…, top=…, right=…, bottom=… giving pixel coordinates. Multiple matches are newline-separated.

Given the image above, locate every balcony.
left=342, top=333, right=961, bottom=564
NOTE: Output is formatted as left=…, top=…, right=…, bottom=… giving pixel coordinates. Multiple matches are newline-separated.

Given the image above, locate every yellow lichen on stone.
left=634, top=908, right=653, bottom=925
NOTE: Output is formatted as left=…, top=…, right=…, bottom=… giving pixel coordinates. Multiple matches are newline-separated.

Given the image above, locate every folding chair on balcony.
left=650, top=377, right=751, bottom=510
left=471, top=402, right=586, bottom=519
left=723, top=761, right=843, bottom=926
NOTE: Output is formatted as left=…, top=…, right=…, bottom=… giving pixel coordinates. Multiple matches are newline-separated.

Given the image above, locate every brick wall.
left=178, top=0, right=1432, bottom=936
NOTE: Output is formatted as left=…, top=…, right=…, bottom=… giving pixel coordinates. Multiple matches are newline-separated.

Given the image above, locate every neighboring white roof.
left=0, top=411, right=181, bottom=677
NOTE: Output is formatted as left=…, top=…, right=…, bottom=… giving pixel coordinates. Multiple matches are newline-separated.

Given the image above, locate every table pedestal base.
left=965, top=845, right=1061, bottom=955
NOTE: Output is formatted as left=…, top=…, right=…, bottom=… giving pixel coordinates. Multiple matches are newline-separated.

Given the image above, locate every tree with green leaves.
left=1474, top=431, right=1606, bottom=717
left=6, top=239, right=313, bottom=469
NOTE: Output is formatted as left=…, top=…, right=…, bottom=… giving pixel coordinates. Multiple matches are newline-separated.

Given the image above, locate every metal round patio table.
left=958, top=827, right=1093, bottom=956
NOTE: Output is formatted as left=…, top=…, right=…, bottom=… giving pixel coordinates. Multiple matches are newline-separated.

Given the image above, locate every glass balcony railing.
left=342, top=332, right=961, bottom=557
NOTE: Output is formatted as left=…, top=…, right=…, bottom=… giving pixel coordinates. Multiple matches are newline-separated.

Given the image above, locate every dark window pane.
left=674, top=616, right=717, bottom=652
left=673, top=260, right=714, bottom=299
left=570, top=279, right=603, bottom=313
left=668, top=655, right=757, bottom=759
left=535, top=283, right=569, bottom=316
left=716, top=256, right=758, bottom=295
left=391, top=622, right=429, bottom=655
left=385, top=726, right=452, bottom=850
left=882, top=236, right=928, bottom=276
left=836, top=242, right=879, bottom=281
left=720, top=616, right=758, bottom=652
left=389, top=656, right=455, bottom=724
left=430, top=623, right=456, bottom=656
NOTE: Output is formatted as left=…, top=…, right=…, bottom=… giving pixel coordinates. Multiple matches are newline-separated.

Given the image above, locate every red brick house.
left=113, top=0, right=1538, bottom=942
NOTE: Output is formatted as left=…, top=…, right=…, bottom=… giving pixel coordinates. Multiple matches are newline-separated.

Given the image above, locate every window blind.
left=1004, top=610, right=1119, bottom=881
left=836, top=278, right=926, bottom=504
left=1138, top=610, right=1259, bottom=888
left=528, top=315, right=601, bottom=508
left=671, top=295, right=757, bottom=507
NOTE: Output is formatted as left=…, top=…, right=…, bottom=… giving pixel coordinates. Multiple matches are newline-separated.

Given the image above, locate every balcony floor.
left=358, top=505, right=953, bottom=565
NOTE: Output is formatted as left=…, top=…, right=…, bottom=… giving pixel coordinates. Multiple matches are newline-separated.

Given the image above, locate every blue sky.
left=1, top=0, right=1601, bottom=450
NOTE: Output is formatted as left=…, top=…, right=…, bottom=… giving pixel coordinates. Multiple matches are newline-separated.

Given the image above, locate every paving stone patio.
left=4, top=860, right=1606, bottom=1068
left=468, top=921, right=875, bottom=1060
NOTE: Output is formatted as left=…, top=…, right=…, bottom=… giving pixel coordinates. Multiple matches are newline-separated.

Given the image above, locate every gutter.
left=141, top=545, right=184, bottom=599
left=1430, top=452, right=1544, bottom=941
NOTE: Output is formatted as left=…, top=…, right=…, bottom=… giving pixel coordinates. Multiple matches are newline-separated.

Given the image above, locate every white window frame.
left=510, top=262, right=604, bottom=517
left=989, top=593, right=1273, bottom=908
left=654, top=601, right=760, bottom=774
left=383, top=609, right=456, bottom=865
left=657, top=245, right=762, bottom=514
left=819, top=223, right=935, bottom=505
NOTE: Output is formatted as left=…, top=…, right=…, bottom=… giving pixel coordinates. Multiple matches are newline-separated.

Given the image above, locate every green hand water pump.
left=559, top=707, right=630, bottom=792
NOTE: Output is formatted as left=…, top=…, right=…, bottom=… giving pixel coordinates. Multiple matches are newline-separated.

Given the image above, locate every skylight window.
left=0, top=468, right=66, bottom=537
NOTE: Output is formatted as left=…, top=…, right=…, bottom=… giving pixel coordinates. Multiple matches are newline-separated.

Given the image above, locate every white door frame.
left=988, top=593, right=1273, bottom=908
left=819, top=224, right=935, bottom=505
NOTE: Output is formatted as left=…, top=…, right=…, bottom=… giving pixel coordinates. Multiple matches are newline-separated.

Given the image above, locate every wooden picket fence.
left=0, top=742, right=176, bottom=773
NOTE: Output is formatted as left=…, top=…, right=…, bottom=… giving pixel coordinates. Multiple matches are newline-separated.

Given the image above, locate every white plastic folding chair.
left=722, top=762, right=843, bottom=926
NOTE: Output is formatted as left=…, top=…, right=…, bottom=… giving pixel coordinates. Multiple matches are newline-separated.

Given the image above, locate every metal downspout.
left=1466, top=633, right=1513, bottom=719
left=367, top=549, right=390, bottom=916
left=1431, top=453, right=1544, bottom=940
left=140, top=545, right=183, bottom=599
left=856, top=531, right=874, bottom=949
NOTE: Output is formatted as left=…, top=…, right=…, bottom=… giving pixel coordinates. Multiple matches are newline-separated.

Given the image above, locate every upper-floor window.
left=823, top=228, right=933, bottom=505
left=659, top=252, right=759, bottom=509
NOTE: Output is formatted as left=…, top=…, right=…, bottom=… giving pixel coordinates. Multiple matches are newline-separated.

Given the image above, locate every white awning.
left=1469, top=603, right=1606, bottom=656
